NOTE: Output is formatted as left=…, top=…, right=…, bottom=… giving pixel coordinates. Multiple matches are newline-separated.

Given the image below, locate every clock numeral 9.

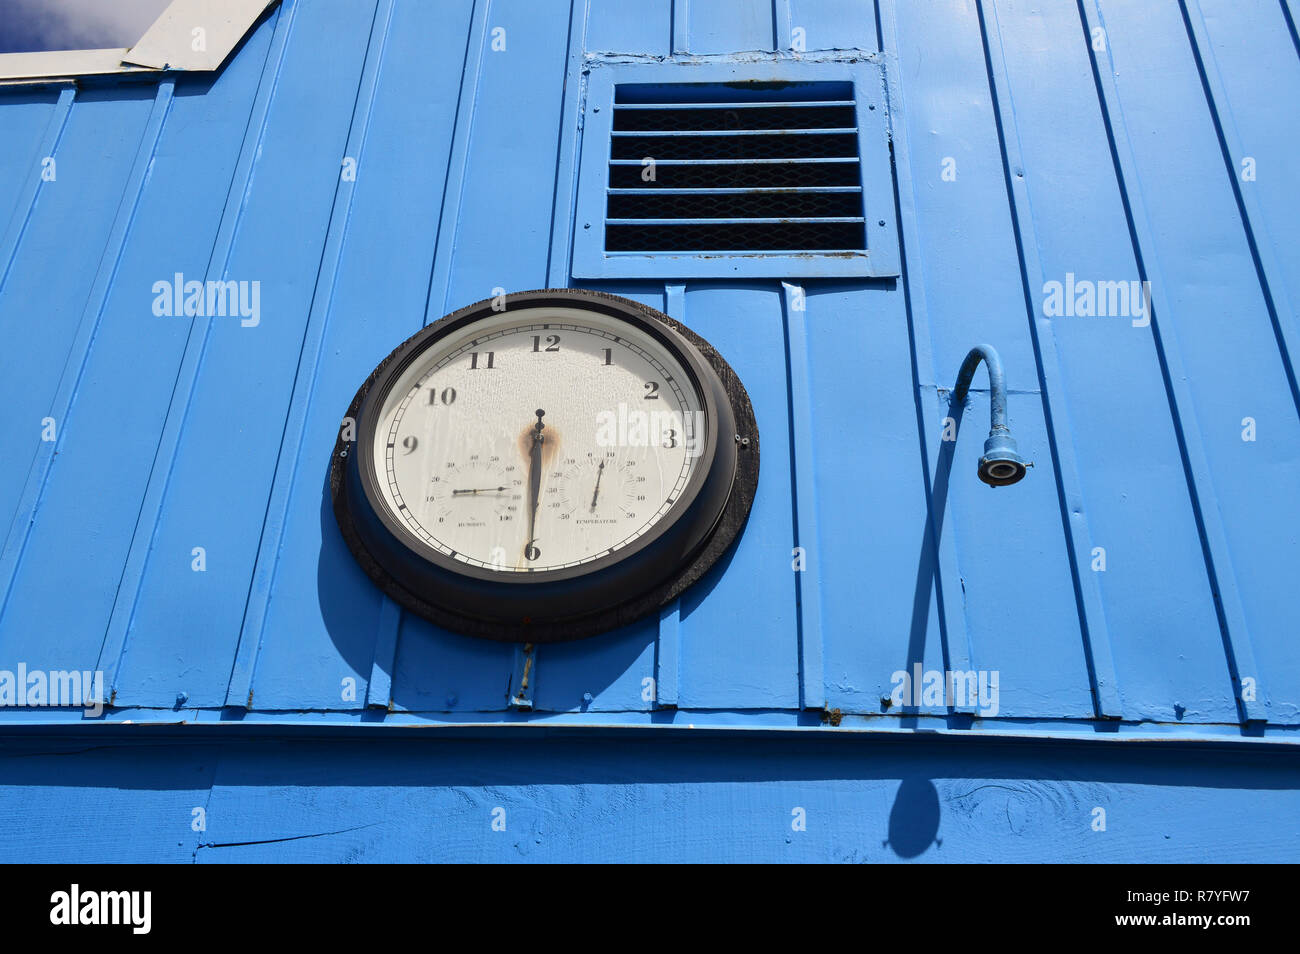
left=402, top=436, right=418, bottom=454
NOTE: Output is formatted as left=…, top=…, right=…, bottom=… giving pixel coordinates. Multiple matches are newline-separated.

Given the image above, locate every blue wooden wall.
left=0, top=0, right=1297, bottom=861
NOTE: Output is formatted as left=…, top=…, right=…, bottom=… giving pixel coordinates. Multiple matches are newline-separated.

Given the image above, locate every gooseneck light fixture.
left=950, top=345, right=1029, bottom=487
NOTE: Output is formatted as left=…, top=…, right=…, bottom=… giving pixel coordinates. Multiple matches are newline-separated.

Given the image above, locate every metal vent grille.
left=605, top=84, right=866, bottom=254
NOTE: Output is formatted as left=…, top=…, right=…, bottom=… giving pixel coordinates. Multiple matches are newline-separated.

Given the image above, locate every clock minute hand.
left=524, top=409, right=546, bottom=559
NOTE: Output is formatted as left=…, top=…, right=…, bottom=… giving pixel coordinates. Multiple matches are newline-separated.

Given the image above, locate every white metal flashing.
left=0, top=0, right=277, bottom=83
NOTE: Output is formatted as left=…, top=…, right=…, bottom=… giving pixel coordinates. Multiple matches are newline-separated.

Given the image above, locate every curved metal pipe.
left=949, top=344, right=1028, bottom=486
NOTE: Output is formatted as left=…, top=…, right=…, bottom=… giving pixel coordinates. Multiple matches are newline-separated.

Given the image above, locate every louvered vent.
left=605, top=83, right=866, bottom=254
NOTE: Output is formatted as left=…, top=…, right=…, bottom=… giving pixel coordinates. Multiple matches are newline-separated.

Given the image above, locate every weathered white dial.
left=369, top=306, right=705, bottom=572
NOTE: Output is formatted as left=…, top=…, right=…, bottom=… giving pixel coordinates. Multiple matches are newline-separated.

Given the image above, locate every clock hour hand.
left=524, top=409, right=545, bottom=561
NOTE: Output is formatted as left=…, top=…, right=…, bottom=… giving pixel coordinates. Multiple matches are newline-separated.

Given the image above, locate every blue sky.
left=0, top=0, right=172, bottom=54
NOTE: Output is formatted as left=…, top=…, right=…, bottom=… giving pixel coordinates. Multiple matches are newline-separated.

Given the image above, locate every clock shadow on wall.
left=314, top=290, right=759, bottom=709
left=313, top=486, right=748, bottom=710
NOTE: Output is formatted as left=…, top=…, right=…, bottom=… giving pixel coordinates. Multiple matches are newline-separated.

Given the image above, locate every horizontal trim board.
left=614, top=100, right=857, bottom=109
left=0, top=711, right=1296, bottom=749
left=610, top=127, right=860, bottom=136
left=606, top=216, right=866, bottom=224
left=607, top=186, right=863, bottom=194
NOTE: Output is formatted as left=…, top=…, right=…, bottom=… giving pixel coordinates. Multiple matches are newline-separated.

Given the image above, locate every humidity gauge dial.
left=331, top=289, right=759, bottom=642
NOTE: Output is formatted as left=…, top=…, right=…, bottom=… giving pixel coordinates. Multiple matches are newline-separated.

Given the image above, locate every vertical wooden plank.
left=0, top=86, right=71, bottom=296
left=977, top=0, right=1122, bottom=718
left=228, top=0, right=397, bottom=711
left=672, top=0, right=690, bottom=54
left=781, top=282, right=824, bottom=712
left=1184, top=0, right=1300, bottom=721
left=654, top=283, right=687, bottom=710
left=152, top=0, right=376, bottom=711
left=232, top=0, right=481, bottom=711
left=880, top=0, right=1095, bottom=719
left=689, top=0, right=775, bottom=54
left=0, top=85, right=75, bottom=579
left=788, top=0, right=878, bottom=52
left=0, top=85, right=173, bottom=673
left=984, top=0, right=1232, bottom=725
left=1082, top=0, right=1288, bottom=723
left=774, top=0, right=794, bottom=52
left=875, top=4, right=979, bottom=718
left=672, top=285, right=798, bottom=711
left=100, top=0, right=376, bottom=711
left=546, top=0, right=590, bottom=291
left=1, top=84, right=172, bottom=656
left=588, top=0, right=672, bottom=56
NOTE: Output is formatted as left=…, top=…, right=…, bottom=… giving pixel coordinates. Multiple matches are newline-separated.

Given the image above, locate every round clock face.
left=332, top=289, right=759, bottom=642
left=370, top=307, right=702, bottom=573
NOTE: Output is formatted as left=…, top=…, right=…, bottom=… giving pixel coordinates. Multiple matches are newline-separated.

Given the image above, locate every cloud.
left=0, top=0, right=173, bottom=55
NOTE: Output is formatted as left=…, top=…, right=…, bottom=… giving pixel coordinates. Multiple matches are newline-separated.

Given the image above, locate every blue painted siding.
left=0, top=0, right=1297, bottom=860
left=3, top=731, right=1298, bottom=862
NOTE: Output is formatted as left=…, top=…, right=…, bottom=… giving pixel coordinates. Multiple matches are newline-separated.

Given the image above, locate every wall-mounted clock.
left=331, top=289, right=758, bottom=642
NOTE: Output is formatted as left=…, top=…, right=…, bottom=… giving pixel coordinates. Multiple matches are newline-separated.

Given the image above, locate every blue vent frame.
left=572, top=60, right=900, bottom=280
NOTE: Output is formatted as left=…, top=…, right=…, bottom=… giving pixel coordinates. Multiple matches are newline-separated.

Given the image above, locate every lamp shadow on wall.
left=889, top=398, right=957, bottom=852
left=898, top=391, right=967, bottom=727
left=885, top=776, right=943, bottom=858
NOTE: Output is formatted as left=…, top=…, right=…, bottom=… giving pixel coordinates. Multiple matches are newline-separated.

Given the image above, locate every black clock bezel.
left=330, top=289, right=759, bottom=643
